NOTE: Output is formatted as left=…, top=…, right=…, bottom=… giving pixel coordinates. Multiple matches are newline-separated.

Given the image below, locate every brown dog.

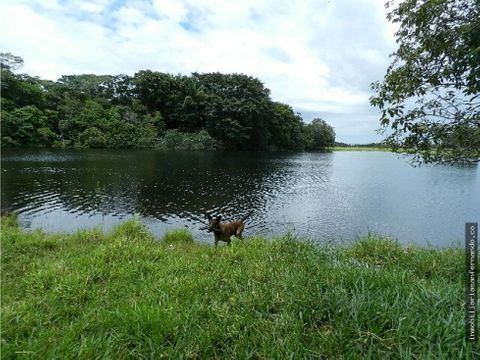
left=207, top=210, right=253, bottom=246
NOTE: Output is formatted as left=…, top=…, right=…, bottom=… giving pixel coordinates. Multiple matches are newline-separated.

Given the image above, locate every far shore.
left=331, top=146, right=391, bottom=152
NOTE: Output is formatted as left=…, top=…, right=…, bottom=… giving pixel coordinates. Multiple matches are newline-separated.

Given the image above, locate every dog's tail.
left=241, top=209, right=254, bottom=222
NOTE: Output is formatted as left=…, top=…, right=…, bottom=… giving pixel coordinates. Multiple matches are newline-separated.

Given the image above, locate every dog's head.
left=207, top=214, right=221, bottom=232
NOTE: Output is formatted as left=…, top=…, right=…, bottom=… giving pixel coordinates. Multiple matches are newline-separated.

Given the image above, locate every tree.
left=105, top=105, right=159, bottom=148
left=1, top=105, right=56, bottom=146
left=0, top=52, right=24, bottom=71
left=194, top=72, right=272, bottom=149
left=107, top=74, right=135, bottom=106
left=77, top=127, right=108, bottom=148
left=176, top=76, right=208, bottom=132
left=370, top=0, right=480, bottom=164
left=1, top=71, right=45, bottom=111
left=1, top=52, right=337, bottom=152
left=56, top=74, right=115, bottom=102
left=58, top=99, right=107, bottom=142
left=269, top=102, right=305, bottom=150
left=133, top=71, right=177, bottom=116
left=303, top=118, right=335, bottom=150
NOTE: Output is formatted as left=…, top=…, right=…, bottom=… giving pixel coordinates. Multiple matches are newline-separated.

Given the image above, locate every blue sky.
left=0, top=0, right=398, bottom=143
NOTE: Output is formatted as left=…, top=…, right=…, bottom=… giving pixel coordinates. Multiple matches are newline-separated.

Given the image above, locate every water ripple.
left=2, top=149, right=478, bottom=246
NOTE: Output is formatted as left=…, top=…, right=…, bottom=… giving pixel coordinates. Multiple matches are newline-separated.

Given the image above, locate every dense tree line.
left=334, top=142, right=386, bottom=148
left=1, top=54, right=335, bottom=151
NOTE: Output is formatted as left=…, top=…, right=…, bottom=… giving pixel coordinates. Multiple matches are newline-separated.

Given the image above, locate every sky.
left=0, top=0, right=398, bottom=144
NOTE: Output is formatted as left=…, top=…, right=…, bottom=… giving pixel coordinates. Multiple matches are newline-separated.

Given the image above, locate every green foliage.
left=57, top=103, right=159, bottom=149
left=269, top=102, right=305, bottom=150
left=76, top=127, right=108, bottom=148
left=303, top=118, right=336, bottom=150
left=158, top=129, right=220, bottom=151
left=176, top=76, right=208, bottom=132
left=143, top=111, right=166, bottom=135
left=1, top=105, right=56, bottom=146
left=1, top=52, right=24, bottom=71
left=133, top=70, right=179, bottom=120
left=195, top=72, right=273, bottom=150
left=59, top=99, right=106, bottom=142
left=371, top=0, right=480, bottom=164
left=1, top=53, right=337, bottom=151
left=104, top=106, right=158, bottom=148
left=207, top=117, right=251, bottom=149
left=1, top=217, right=476, bottom=358
left=1, top=70, right=45, bottom=111
left=56, top=74, right=115, bottom=104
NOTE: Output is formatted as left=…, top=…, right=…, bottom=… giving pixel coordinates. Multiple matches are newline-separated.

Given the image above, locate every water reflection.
left=1, top=148, right=479, bottom=246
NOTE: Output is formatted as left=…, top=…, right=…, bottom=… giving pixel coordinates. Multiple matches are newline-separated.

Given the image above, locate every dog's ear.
left=216, top=215, right=222, bottom=221
left=206, top=213, right=212, bottom=220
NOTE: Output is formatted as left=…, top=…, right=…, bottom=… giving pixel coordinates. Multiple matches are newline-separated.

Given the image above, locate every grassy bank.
left=1, top=217, right=476, bottom=359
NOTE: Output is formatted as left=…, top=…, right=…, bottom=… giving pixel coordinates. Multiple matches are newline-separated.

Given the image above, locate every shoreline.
left=331, top=146, right=391, bottom=152
left=1, top=216, right=474, bottom=358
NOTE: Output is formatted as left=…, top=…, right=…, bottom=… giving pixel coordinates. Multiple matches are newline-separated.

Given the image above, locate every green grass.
left=1, top=216, right=477, bottom=359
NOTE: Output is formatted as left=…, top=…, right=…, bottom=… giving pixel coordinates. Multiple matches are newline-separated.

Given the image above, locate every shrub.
left=157, top=129, right=219, bottom=151
left=76, top=127, right=108, bottom=148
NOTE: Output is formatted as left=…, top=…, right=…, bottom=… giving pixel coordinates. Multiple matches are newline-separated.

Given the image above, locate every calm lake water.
left=1, top=149, right=479, bottom=246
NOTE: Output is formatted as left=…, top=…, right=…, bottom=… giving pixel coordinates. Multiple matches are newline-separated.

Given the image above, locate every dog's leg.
left=236, top=224, right=245, bottom=240
left=214, top=231, right=223, bottom=247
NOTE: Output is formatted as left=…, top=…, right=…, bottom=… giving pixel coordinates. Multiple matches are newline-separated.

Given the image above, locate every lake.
left=1, top=148, right=478, bottom=246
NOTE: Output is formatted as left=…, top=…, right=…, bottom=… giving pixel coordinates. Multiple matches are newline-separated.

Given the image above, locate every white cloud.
left=0, top=0, right=396, bottom=143
left=78, top=1, right=108, bottom=14
left=152, top=0, right=187, bottom=22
